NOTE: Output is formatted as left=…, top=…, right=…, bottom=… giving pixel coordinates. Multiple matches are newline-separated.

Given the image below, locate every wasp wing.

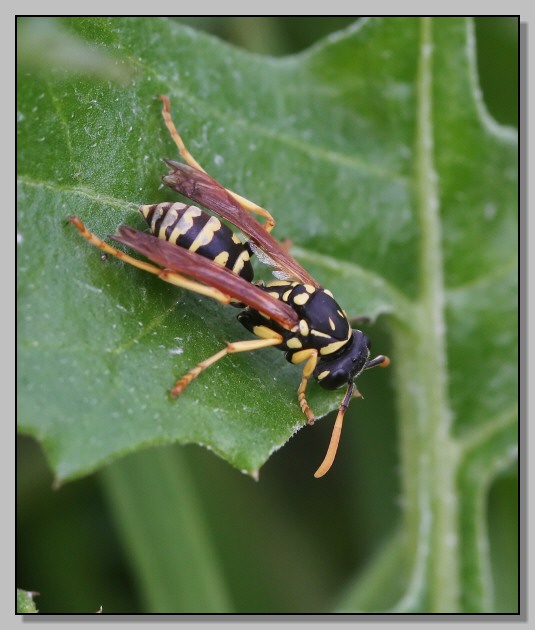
left=162, top=161, right=320, bottom=288
left=111, top=226, right=299, bottom=331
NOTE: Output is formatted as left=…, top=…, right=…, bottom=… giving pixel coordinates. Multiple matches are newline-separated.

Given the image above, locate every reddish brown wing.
left=111, top=226, right=299, bottom=331
left=162, top=160, right=321, bottom=288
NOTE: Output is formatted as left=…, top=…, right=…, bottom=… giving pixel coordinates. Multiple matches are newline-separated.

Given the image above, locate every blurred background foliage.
left=174, top=16, right=518, bottom=127
left=17, top=16, right=518, bottom=614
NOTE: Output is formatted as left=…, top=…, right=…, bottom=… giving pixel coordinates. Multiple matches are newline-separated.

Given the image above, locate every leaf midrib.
left=396, top=17, right=460, bottom=613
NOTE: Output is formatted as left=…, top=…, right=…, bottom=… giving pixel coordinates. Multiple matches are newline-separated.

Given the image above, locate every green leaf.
left=17, top=588, right=39, bottom=613
left=18, top=17, right=517, bottom=612
left=17, top=16, right=405, bottom=482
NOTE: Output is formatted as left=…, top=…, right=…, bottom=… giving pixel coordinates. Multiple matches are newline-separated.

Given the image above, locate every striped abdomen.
left=140, top=202, right=253, bottom=281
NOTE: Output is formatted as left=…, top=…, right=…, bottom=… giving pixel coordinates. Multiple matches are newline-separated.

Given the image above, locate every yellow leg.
left=314, top=382, right=355, bottom=478
left=170, top=335, right=283, bottom=397
left=69, top=216, right=233, bottom=305
left=158, top=95, right=205, bottom=173
left=291, top=349, right=319, bottom=424
left=158, top=95, right=275, bottom=232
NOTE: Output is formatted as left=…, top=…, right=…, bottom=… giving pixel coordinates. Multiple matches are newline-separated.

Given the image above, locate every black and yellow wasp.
left=69, top=96, right=389, bottom=477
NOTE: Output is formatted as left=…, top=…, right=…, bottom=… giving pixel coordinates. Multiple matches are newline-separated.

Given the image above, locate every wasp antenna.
left=314, top=382, right=355, bottom=478
left=365, top=354, right=390, bottom=370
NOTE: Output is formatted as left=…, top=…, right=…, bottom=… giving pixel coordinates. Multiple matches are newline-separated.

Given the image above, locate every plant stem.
left=394, top=17, right=461, bottom=612
left=100, top=446, right=233, bottom=612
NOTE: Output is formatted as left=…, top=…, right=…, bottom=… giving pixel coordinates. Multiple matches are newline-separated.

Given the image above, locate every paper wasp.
left=69, top=96, right=389, bottom=477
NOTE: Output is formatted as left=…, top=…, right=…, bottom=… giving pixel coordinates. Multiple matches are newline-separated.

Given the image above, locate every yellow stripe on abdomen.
left=188, top=216, right=222, bottom=252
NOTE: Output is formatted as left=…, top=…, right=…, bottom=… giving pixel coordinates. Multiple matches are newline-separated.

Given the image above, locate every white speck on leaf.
left=483, top=202, right=497, bottom=220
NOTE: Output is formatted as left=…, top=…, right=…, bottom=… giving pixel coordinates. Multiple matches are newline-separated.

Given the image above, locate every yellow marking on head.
left=189, top=216, right=222, bottom=252
left=304, top=284, right=316, bottom=294
left=298, top=319, right=309, bottom=337
left=317, top=370, right=330, bottom=380
left=320, top=339, right=349, bottom=356
left=232, top=249, right=251, bottom=275
left=286, top=337, right=302, bottom=349
left=293, top=292, right=310, bottom=306
left=213, top=250, right=230, bottom=267
left=282, top=289, right=292, bottom=302
left=323, top=289, right=334, bottom=298
left=253, top=325, right=281, bottom=340
left=328, top=317, right=336, bottom=331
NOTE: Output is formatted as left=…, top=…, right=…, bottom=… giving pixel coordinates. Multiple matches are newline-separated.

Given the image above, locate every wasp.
left=69, top=96, right=390, bottom=477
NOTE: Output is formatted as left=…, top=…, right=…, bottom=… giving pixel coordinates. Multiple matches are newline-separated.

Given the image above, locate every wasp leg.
left=158, top=95, right=204, bottom=173
left=170, top=335, right=283, bottom=397
left=158, top=95, right=275, bottom=232
left=314, top=382, right=355, bottom=478
left=290, top=348, right=319, bottom=424
left=68, top=216, right=233, bottom=305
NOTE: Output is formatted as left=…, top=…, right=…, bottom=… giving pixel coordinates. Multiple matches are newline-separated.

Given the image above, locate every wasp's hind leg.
left=157, top=95, right=275, bottom=233
left=170, top=335, right=283, bottom=397
left=68, top=217, right=234, bottom=305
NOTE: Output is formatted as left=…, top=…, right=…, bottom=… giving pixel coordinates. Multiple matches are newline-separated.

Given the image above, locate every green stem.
left=394, top=17, right=461, bottom=612
left=417, top=17, right=460, bottom=613
left=100, top=446, right=233, bottom=613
